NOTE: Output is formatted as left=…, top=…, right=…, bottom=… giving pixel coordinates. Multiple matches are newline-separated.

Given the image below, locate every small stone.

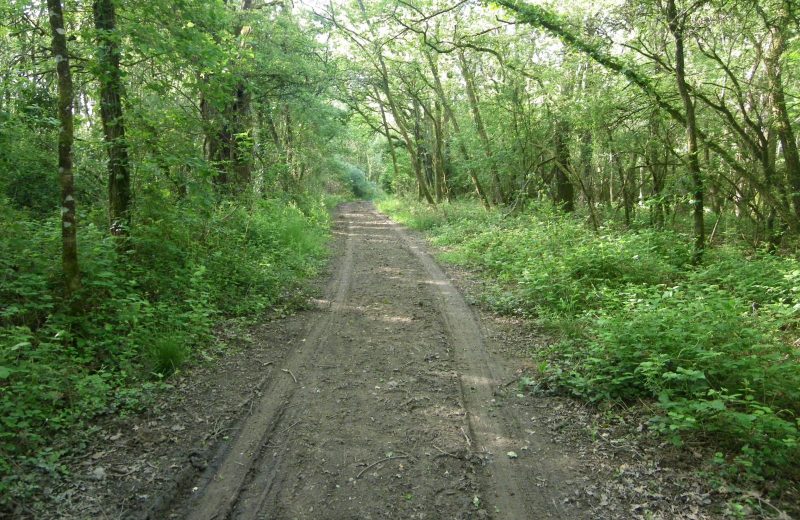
left=91, top=467, right=107, bottom=480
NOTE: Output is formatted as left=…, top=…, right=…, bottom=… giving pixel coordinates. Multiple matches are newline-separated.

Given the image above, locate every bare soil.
left=36, top=202, right=747, bottom=519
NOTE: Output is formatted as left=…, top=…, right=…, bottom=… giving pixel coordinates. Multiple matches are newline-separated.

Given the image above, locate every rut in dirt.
left=163, top=202, right=586, bottom=520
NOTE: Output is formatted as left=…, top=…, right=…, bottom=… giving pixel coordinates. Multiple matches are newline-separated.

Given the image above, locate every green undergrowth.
left=0, top=192, right=332, bottom=506
left=378, top=197, right=800, bottom=488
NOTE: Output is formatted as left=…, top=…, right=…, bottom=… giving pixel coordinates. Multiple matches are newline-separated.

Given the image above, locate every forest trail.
left=9, top=0, right=800, bottom=516
left=165, top=201, right=587, bottom=519
left=45, top=202, right=731, bottom=520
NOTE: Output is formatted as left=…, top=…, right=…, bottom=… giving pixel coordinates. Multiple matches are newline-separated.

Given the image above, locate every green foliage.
left=0, top=195, right=330, bottom=506
left=335, top=159, right=379, bottom=200
left=0, top=107, right=59, bottom=215
left=381, top=197, right=800, bottom=483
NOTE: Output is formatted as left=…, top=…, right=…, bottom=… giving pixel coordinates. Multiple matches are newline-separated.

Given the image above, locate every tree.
left=46, top=0, right=81, bottom=295
left=93, top=0, right=132, bottom=237
left=458, top=50, right=506, bottom=204
left=666, top=0, right=704, bottom=262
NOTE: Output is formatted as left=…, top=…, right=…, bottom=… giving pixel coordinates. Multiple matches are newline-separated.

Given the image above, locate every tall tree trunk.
left=579, top=130, right=593, bottom=206
left=284, top=105, right=295, bottom=187
left=93, top=0, right=131, bottom=237
left=430, top=100, right=446, bottom=202
left=667, top=0, right=704, bottom=263
left=206, top=0, right=253, bottom=190
left=425, top=51, right=489, bottom=208
left=230, top=0, right=253, bottom=189
left=374, top=86, right=400, bottom=191
left=264, top=111, right=288, bottom=192
left=765, top=127, right=781, bottom=251
left=553, top=120, right=575, bottom=212
left=47, top=0, right=81, bottom=296
left=200, top=88, right=221, bottom=180
left=458, top=51, right=506, bottom=204
left=232, top=83, right=252, bottom=187
left=610, top=146, right=632, bottom=227
left=376, top=53, right=434, bottom=204
left=647, top=113, right=667, bottom=229
left=577, top=58, right=594, bottom=210
left=413, top=99, right=435, bottom=199
left=764, top=2, right=800, bottom=224
left=442, top=108, right=454, bottom=202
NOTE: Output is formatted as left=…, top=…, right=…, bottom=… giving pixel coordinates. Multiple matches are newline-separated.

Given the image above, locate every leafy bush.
left=334, top=158, right=379, bottom=200
left=0, top=193, right=330, bottom=506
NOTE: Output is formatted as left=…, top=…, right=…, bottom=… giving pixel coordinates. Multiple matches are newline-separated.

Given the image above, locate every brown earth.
left=37, top=202, right=750, bottom=519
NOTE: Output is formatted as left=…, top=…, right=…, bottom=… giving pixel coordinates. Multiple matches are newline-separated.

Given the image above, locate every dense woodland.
left=2, top=0, right=800, bottom=514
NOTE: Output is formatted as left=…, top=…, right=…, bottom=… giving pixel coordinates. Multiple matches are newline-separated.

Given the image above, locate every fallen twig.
left=282, top=368, right=298, bottom=384
left=109, top=465, right=138, bottom=478
left=746, top=492, right=791, bottom=519
left=276, top=420, right=301, bottom=436
left=432, top=445, right=461, bottom=459
left=460, top=426, right=472, bottom=448
left=355, top=455, right=409, bottom=479
left=502, top=378, right=519, bottom=388
left=401, top=395, right=431, bottom=408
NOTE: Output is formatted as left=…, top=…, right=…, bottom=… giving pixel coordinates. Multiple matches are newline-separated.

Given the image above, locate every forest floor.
left=37, top=202, right=745, bottom=519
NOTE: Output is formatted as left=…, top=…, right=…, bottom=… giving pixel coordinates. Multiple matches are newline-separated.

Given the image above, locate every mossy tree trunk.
left=93, top=0, right=131, bottom=237
left=47, top=0, right=81, bottom=296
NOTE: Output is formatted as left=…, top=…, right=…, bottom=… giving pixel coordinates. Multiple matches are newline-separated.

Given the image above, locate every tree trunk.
left=93, top=0, right=131, bottom=237
left=229, top=0, right=254, bottom=189
left=442, top=108, right=454, bottom=202
left=553, top=120, right=575, bottom=212
left=374, top=86, right=401, bottom=192
left=284, top=105, right=296, bottom=187
left=425, top=51, right=489, bottom=208
left=579, top=130, right=593, bottom=207
left=232, top=83, right=252, bottom=187
left=610, top=146, right=633, bottom=227
left=47, top=0, right=81, bottom=296
left=413, top=99, right=435, bottom=200
left=430, top=100, right=446, bottom=202
left=647, top=112, right=667, bottom=229
left=205, top=0, right=253, bottom=191
left=667, top=0, right=704, bottom=263
left=376, top=53, right=434, bottom=204
left=765, top=2, right=800, bottom=224
left=458, top=51, right=505, bottom=204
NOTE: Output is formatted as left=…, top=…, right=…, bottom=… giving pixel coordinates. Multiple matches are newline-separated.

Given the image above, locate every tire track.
left=380, top=208, right=574, bottom=519
left=235, top=202, right=483, bottom=519
left=176, top=206, right=357, bottom=520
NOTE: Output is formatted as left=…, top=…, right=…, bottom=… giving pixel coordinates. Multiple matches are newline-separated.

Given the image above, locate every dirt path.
left=158, top=201, right=586, bottom=519
left=44, top=202, right=736, bottom=520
